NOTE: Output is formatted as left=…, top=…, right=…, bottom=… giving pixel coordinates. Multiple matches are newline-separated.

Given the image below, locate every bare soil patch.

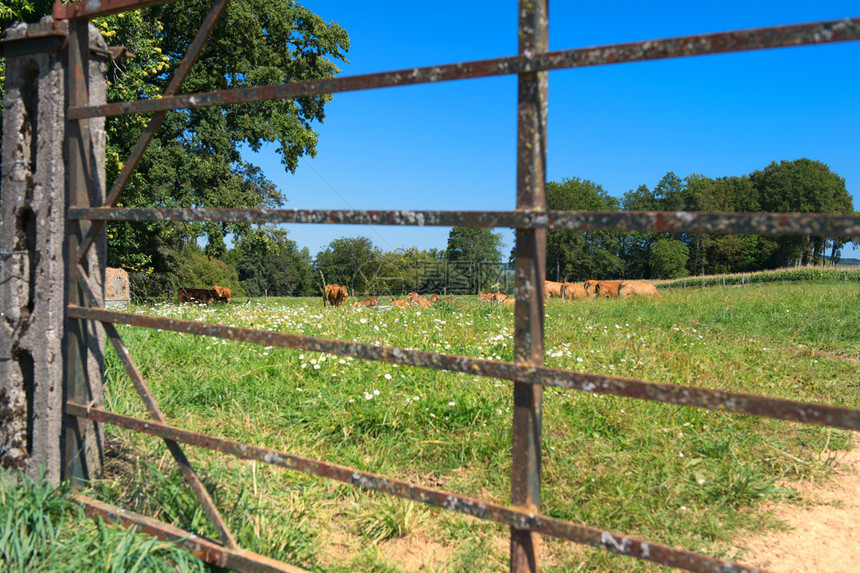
left=739, top=436, right=859, bottom=573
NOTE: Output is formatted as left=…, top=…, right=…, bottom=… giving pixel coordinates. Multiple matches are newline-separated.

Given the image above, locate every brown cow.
left=585, top=280, right=621, bottom=297
left=211, top=285, right=231, bottom=304
left=407, top=292, right=432, bottom=308
left=178, top=287, right=215, bottom=305
left=478, top=292, right=508, bottom=303
left=595, top=281, right=621, bottom=297
left=391, top=298, right=410, bottom=308
left=477, top=292, right=496, bottom=303
left=544, top=280, right=565, bottom=299
left=561, top=283, right=586, bottom=300
left=351, top=296, right=379, bottom=307
left=323, top=283, right=349, bottom=307
left=618, top=281, right=662, bottom=297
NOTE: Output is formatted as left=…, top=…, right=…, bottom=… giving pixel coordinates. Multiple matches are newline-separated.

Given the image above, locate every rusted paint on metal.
left=511, top=1, right=548, bottom=570
left=63, top=18, right=93, bottom=488
left=75, top=0, right=233, bottom=264
left=74, top=495, right=307, bottom=573
left=68, top=405, right=768, bottom=573
left=67, top=207, right=860, bottom=237
left=53, top=0, right=176, bottom=20
left=73, top=265, right=238, bottom=548
left=66, top=18, right=860, bottom=120
left=66, top=305, right=860, bottom=431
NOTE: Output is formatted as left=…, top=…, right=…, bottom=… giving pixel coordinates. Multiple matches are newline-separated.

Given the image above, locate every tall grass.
left=0, top=472, right=205, bottom=572
left=88, top=281, right=857, bottom=571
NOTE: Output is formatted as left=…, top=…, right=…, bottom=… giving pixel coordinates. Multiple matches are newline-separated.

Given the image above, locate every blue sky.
left=243, top=1, right=860, bottom=260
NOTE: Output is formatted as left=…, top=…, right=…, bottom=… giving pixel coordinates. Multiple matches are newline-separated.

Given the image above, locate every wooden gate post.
left=0, top=17, right=107, bottom=486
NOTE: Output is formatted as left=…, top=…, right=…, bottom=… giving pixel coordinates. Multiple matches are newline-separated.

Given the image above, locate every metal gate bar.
left=66, top=305, right=860, bottom=431
left=64, top=18, right=860, bottom=121
left=74, top=263, right=238, bottom=546
left=67, top=403, right=769, bottom=573
left=68, top=206, right=860, bottom=236
left=511, top=3, right=547, bottom=568
left=74, top=495, right=305, bottom=573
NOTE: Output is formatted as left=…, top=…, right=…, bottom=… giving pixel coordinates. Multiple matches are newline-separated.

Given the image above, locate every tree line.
left=128, top=227, right=507, bottom=300
left=131, top=157, right=856, bottom=300
left=544, top=159, right=855, bottom=282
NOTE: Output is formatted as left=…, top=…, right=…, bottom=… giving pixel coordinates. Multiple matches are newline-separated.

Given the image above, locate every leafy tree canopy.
left=545, top=178, right=622, bottom=281
left=649, top=239, right=690, bottom=279
left=1, top=0, right=350, bottom=272
left=228, top=225, right=314, bottom=297
left=445, top=227, right=503, bottom=263
left=314, top=236, right=381, bottom=294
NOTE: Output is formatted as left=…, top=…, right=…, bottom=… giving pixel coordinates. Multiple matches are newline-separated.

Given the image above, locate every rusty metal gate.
left=13, top=0, right=860, bottom=570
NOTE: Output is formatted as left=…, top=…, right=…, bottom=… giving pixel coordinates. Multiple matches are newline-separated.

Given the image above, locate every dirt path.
left=739, top=437, right=860, bottom=573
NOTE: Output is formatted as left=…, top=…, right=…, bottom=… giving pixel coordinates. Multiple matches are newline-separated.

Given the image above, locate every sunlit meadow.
left=94, top=281, right=859, bottom=571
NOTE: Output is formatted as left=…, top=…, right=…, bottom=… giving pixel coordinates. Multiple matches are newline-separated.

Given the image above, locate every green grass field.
left=9, top=281, right=857, bottom=571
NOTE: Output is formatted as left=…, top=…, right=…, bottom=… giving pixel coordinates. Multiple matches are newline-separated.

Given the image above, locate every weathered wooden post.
left=0, top=17, right=107, bottom=485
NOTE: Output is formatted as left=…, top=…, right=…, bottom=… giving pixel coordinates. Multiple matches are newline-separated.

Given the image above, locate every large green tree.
left=227, top=226, right=314, bottom=297
left=544, top=177, right=622, bottom=282
left=314, top=236, right=381, bottom=295
left=445, top=227, right=503, bottom=263
left=649, top=239, right=690, bottom=279
left=1, top=0, right=350, bottom=271
left=750, top=158, right=854, bottom=267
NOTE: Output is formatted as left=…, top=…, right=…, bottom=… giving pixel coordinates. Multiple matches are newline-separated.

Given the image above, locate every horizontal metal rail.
left=67, top=207, right=860, bottom=237
left=74, top=495, right=306, bottom=573
left=66, top=18, right=860, bottom=120
left=67, top=403, right=767, bottom=573
left=66, top=305, right=860, bottom=431
left=55, top=0, right=176, bottom=20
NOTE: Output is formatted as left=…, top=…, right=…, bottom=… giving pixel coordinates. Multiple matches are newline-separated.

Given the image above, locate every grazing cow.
left=429, top=294, right=440, bottom=304
left=391, top=298, right=410, bottom=308
left=351, top=296, right=379, bottom=308
left=584, top=280, right=621, bottom=297
left=561, top=283, right=586, bottom=300
left=478, top=292, right=508, bottom=303
left=595, top=281, right=622, bottom=297
left=323, top=283, right=349, bottom=307
left=544, top=280, right=565, bottom=299
left=178, top=287, right=215, bottom=305
left=618, top=281, right=662, bottom=298
left=211, top=285, right=231, bottom=304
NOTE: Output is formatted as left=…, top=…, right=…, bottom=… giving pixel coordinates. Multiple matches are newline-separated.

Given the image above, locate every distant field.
left=91, top=281, right=859, bottom=571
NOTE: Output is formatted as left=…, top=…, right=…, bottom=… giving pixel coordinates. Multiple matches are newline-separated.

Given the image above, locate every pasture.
left=92, top=281, right=858, bottom=571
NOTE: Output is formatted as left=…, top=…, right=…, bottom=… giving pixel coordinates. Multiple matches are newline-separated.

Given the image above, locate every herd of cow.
left=322, top=283, right=456, bottom=308
left=318, top=279, right=660, bottom=309
left=544, top=279, right=662, bottom=299
left=176, top=280, right=658, bottom=308
left=177, top=285, right=232, bottom=305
